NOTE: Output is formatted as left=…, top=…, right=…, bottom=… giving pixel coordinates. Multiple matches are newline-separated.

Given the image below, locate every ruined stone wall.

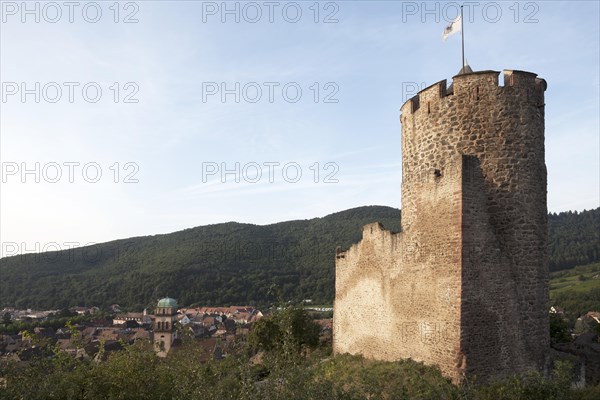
left=334, top=69, right=548, bottom=382
left=334, top=155, right=464, bottom=381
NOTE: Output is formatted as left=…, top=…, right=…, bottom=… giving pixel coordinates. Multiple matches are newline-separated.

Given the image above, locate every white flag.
left=442, top=15, right=461, bottom=41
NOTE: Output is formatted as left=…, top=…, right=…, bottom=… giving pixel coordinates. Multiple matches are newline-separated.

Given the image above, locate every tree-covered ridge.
left=548, top=208, right=600, bottom=271
left=1, top=206, right=598, bottom=310
left=0, top=206, right=400, bottom=310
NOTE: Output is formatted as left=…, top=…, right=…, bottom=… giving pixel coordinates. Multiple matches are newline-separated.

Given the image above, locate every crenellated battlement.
left=400, top=69, right=546, bottom=117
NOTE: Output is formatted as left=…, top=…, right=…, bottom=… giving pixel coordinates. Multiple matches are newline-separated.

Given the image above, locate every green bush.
left=248, top=306, right=321, bottom=353
left=1, top=338, right=599, bottom=400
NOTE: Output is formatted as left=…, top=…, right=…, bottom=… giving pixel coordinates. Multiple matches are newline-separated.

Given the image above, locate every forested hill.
left=548, top=208, right=600, bottom=271
left=1, top=206, right=598, bottom=310
left=0, top=206, right=401, bottom=310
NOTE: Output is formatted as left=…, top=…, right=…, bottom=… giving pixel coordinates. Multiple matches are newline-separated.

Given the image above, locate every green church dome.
left=157, top=297, right=177, bottom=308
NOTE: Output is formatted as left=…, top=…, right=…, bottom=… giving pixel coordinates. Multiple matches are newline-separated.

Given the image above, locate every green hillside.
left=0, top=206, right=400, bottom=309
left=550, top=263, right=600, bottom=295
left=550, top=263, right=600, bottom=316
left=1, top=206, right=598, bottom=310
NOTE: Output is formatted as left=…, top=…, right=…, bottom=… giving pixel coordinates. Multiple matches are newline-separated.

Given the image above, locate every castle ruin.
left=333, top=69, right=549, bottom=383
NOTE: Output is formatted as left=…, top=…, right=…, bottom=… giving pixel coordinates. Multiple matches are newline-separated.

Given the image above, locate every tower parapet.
left=401, top=70, right=546, bottom=117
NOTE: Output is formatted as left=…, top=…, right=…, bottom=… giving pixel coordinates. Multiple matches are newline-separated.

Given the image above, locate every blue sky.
left=1, top=1, right=599, bottom=256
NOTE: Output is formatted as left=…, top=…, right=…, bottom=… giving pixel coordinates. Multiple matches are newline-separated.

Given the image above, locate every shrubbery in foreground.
left=1, top=307, right=599, bottom=400
left=2, top=339, right=600, bottom=400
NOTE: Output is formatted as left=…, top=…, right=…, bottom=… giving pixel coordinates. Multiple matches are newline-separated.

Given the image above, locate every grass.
left=550, top=263, right=600, bottom=295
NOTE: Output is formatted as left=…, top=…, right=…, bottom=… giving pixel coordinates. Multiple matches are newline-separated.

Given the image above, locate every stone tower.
left=333, top=69, right=548, bottom=383
left=154, top=297, right=178, bottom=357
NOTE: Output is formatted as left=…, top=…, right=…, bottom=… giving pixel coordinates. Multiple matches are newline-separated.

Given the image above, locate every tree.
left=549, top=313, right=571, bottom=343
left=278, top=306, right=321, bottom=350
left=248, top=317, right=282, bottom=351
left=2, top=312, right=11, bottom=326
left=248, top=306, right=320, bottom=353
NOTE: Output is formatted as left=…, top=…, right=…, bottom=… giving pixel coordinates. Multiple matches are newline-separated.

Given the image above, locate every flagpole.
left=461, top=5, right=465, bottom=69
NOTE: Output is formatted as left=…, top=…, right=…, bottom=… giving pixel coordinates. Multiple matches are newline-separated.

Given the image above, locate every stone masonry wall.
left=460, top=155, right=534, bottom=379
left=334, top=155, right=463, bottom=381
left=334, top=69, right=548, bottom=383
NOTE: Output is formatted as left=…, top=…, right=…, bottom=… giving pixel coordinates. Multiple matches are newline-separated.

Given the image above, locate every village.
left=0, top=300, right=334, bottom=364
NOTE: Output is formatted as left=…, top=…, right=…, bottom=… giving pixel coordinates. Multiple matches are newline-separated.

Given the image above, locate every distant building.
left=110, top=304, right=122, bottom=313
left=71, top=306, right=100, bottom=315
left=113, top=309, right=152, bottom=326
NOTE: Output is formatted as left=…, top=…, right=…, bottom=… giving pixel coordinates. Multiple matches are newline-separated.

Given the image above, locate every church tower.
left=153, top=297, right=178, bottom=357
